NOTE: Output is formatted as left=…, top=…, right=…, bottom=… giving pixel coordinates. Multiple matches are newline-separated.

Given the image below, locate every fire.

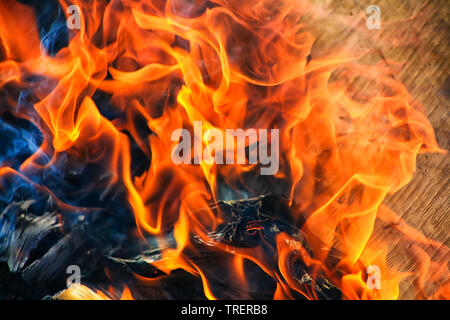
left=0, top=0, right=448, bottom=300
left=56, top=284, right=135, bottom=300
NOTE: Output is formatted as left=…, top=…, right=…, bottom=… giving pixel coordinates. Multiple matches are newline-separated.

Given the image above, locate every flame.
left=56, top=284, right=135, bottom=300
left=0, top=0, right=448, bottom=300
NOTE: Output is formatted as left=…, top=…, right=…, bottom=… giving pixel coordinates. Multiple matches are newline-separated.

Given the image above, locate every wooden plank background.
left=307, top=0, right=449, bottom=298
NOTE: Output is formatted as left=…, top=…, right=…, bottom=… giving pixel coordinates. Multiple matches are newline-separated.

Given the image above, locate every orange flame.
left=56, top=284, right=135, bottom=300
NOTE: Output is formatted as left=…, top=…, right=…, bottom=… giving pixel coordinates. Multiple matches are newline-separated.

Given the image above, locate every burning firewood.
left=2, top=192, right=342, bottom=299
left=101, top=195, right=341, bottom=299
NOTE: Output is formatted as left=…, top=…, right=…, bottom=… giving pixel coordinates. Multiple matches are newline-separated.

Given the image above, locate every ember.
left=0, top=0, right=448, bottom=301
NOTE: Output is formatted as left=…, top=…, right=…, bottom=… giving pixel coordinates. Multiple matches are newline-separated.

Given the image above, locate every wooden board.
left=308, top=0, right=449, bottom=298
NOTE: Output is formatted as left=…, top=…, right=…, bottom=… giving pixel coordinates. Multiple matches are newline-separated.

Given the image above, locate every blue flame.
left=0, top=116, right=42, bottom=171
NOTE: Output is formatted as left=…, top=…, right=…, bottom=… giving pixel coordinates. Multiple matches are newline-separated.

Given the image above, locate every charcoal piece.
left=0, top=200, right=61, bottom=273
left=290, top=258, right=342, bottom=300
left=0, top=184, right=130, bottom=298
left=211, top=194, right=301, bottom=249
left=20, top=207, right=131, bottom=289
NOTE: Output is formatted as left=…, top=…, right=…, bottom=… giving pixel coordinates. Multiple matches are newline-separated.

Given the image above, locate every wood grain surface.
left=307, top=0, right=449, bottom=298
